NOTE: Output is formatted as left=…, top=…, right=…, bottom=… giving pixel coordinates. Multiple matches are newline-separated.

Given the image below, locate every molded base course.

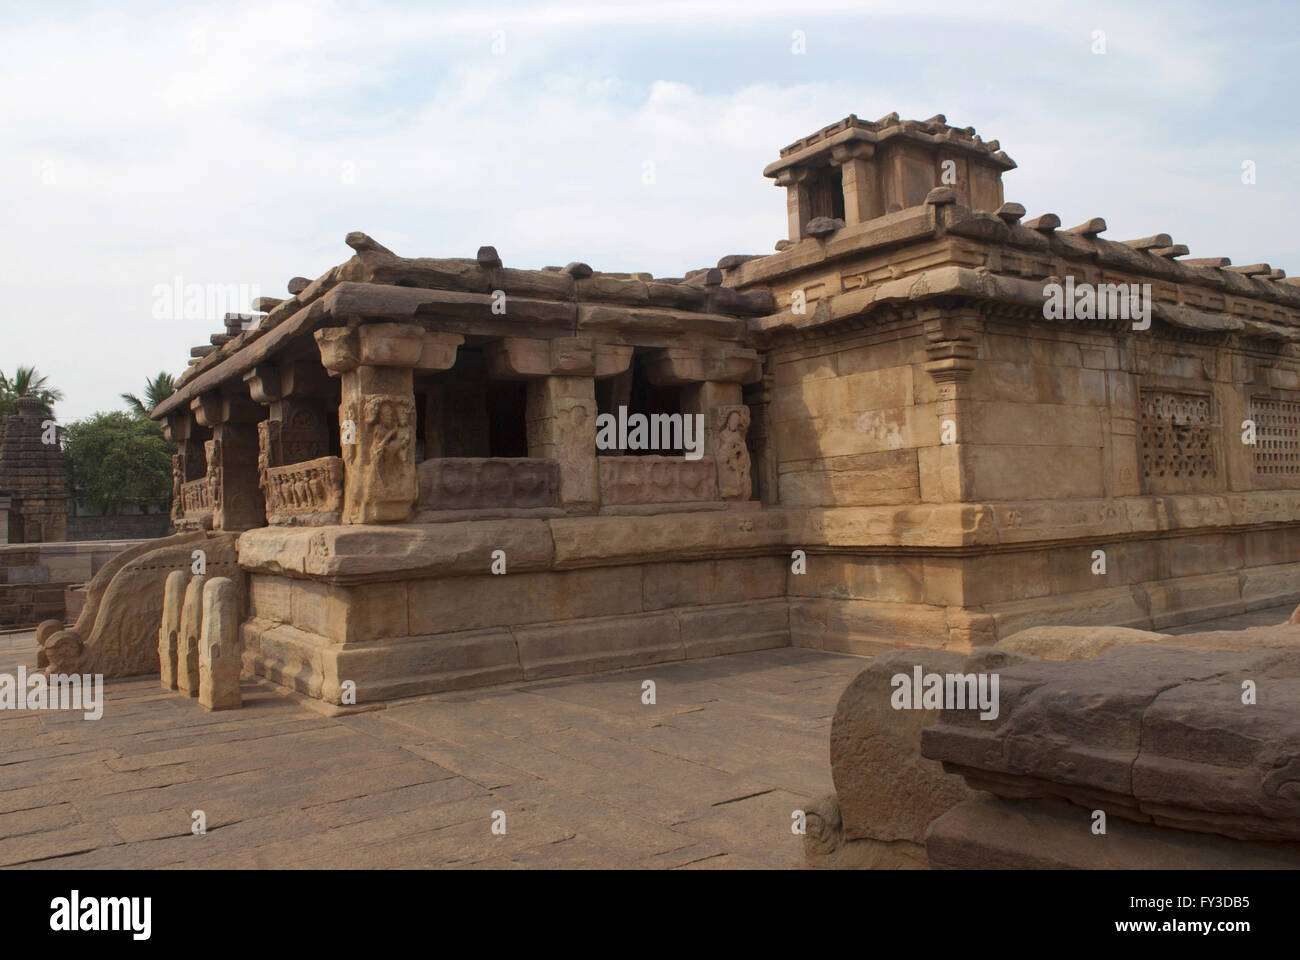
left=238, top=554, right=1300, bottom=702
left=242, top=598, right=791, bottom=704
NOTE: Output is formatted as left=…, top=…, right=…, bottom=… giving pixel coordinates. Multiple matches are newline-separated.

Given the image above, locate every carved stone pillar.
left=526, top=376, right=598, bottom=510
left=163, top=412, right=207, bottom=528
left=315, top=323, right=462, bottom=523
left=775, top=167, right=814, bottom=242
left=832, top=142, right=878, bottom=225
left=489, top=336, right=631, bottom=511
left=648, top=345, right=762, bottom=501
left=745, top=374, right=780, bottom=505
left=190, top=391, right=266, bottom=531
left=245, top=364, right=333, bottom=464
left=244, top=362, right=339, bottom=525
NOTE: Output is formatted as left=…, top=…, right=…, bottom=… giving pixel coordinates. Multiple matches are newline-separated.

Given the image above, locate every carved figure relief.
left=263, top=456, right=344, bottom=525
left=204, top=438, right=222, bottom=510
left=364, top=395, right=415, bottom=500
left=170, top=454, right=183, bottom=524
left=714, top=404, right=752, bottom=499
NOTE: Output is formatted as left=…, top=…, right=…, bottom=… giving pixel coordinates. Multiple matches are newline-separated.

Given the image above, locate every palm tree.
left=121, top=372, right=176, bottom=418
left=0, top=366, right=63, bottom=418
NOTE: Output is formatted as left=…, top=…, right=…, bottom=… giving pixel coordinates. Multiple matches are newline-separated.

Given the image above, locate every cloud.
left=0, top=0, right=1294, bottom=420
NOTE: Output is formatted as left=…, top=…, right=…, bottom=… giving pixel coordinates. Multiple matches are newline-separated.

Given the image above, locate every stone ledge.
left=236, top=490, right=1300, bottom=584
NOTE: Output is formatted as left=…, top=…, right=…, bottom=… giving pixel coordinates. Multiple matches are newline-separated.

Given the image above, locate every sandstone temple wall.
left=133, top=111, right=1300, bottom=705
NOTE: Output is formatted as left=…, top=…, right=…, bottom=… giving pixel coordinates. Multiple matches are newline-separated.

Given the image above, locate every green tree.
left=121, top=371, right=176, bottom=419
left=61, top=411, right=173, bottom=514
left=0, top=366, right=63, bottom=418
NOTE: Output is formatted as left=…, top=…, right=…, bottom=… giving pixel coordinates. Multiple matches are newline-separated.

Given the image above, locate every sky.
left=2, top=0, right=1297, bottom=422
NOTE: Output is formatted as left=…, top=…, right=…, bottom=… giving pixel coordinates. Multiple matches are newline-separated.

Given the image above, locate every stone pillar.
left=745, top=374, right=780, bottom=505
left=0, top=395, right=68, bottom=543
left=315, top=323, right=463, bottom=524
left=198, top=577, right=241, bottom=711
left=833, top=142, right=878, bottom=225
left=177, top=574, right=207, bottom=697
left=776, top=167, right=814, bottom=242
left=526, top=377, right=598, bottom=509
left=647, top=346, right=762, bottom=501
left=487, top=336, right=632, bottom=512
left=918, top=305, right=980, bottom=503
left=163, top=411, right=210, bottom=529
left=243, top=363, right=333, bottom=467
left=191, top=392, right=266, bottom=531
left=244, top=362, right=338, bottom=523
left=158, top=569, right=187, bottom=691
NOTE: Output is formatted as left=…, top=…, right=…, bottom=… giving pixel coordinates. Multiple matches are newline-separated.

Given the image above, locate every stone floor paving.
left=0, top=602, right=1290, bottom=870
left=0, top=632, right=865, bottom=870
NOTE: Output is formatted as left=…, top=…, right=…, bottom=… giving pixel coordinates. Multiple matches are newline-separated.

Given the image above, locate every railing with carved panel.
left=418, top=458, right=560, bottom=512
left=597, top=456, right=718, bottom=504
left=264, top=456, right=344, bottom=525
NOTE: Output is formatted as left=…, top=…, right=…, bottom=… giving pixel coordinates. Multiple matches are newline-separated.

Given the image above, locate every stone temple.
left=40, top=111, right=1300, bottom=710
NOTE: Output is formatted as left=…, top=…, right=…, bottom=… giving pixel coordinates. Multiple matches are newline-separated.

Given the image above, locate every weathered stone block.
left=177, top=574, right=208, bottom=696
left=407, top=567, right=642, bottom=635
left=677, top=599, right=788, bottom=658
left=829, top=650, right=975, bottom=852
left=198, top=577, right=242, bottom=710
left=157, top=570, right=187, bottom=690
left=514, top=612, right=682, bottom=680
left=641, top=556, right=786, bottom=610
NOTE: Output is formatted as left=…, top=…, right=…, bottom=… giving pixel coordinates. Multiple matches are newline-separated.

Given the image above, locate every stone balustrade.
left=263, top=456, right=344, bottom=525
left=597, top=456, right=719, bottom=505
left=178, top=478, right=213, bottom=525
left=418, top=457, right=560, bottom=512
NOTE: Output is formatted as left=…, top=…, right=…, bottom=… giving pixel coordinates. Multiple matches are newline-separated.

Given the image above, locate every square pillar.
left=526, top=376, right=597, bottom=510
left=833, top=142, right=878, bottom=225
left=315, top=323, right=462, bottom=524
left=191, top=393, right=266, bottom=532
left=682, top=381, right=752, bottom=500
left=776, top=168, right=814, bottom=242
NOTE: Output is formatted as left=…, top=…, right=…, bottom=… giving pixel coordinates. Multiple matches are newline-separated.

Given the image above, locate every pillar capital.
left=315, top=323, right=463, bottom=375
left=190, top=391, right=263, bottom=426
left=486, top=336, right=593, bottom=379
left=831, top=142, right=875, bottom=164
left=644, top=346, right=762, bottom=386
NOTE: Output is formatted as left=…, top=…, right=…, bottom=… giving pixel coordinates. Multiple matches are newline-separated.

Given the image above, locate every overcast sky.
left=2, top=0, right=1296, bottom=422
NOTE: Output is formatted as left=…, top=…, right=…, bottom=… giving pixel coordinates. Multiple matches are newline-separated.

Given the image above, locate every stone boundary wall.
left=0, top=538, right=148, bottom=627
left=67, top=514, right=173, bottom=542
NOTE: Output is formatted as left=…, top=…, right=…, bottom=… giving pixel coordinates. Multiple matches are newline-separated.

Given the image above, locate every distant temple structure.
left=139, top=111, right=1300, bottom=704
left=0, top=394, right=67, bottom=545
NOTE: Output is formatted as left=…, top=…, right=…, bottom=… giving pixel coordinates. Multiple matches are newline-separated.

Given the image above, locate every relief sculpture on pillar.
left=204, top=438, right=222, bottom=513
left=281, top=402, right=329, bottom=463
left=714, top=404, right=752, bottom=500
left=170, top=454, right=183, bottom=526
left=359, top=394, right=417, bottom=518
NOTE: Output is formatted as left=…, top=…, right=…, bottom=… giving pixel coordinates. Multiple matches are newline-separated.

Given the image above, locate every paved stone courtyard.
left=0, top=631, right=866, bottom=869
left=1, top=604, right=1289, bottom=870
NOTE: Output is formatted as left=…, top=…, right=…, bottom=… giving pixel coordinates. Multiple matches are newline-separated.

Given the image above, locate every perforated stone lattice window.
left=1140, top=390, right=1216, bottom=481
left=1250, top=396, right=1300, bottom=476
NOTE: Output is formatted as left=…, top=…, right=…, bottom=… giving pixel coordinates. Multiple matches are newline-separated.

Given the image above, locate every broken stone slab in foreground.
left=920, top=643, right=1300, bottom=866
